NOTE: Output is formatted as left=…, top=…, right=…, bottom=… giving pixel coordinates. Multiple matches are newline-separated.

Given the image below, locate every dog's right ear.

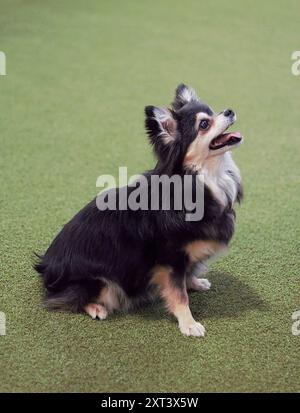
left=145, top=106, right=177, bottom=149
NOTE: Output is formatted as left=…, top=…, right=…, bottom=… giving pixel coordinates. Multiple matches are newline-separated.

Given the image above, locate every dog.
left=35, top=84, right=243, bottom=337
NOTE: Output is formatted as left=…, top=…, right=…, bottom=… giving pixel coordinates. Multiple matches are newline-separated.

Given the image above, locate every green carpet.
left=0, top=0, right=299, bottom=392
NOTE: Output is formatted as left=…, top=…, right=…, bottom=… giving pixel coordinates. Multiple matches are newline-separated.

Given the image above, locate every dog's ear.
left=172, top=83, right=199, bottom=110
left=145, top=106, right=177, bottom=147
left=145, top=106, right=181, bottom=173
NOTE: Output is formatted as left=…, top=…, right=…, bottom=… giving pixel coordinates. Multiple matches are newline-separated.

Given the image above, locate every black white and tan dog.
left=35, top=84, right=243, bottom=337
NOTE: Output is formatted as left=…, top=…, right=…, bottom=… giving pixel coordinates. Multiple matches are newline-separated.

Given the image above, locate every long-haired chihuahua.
left=35, top=84, right=243, bottom=337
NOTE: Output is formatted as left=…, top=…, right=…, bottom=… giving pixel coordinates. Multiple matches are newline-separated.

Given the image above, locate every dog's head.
left=145, top=84, right=243, bottom=172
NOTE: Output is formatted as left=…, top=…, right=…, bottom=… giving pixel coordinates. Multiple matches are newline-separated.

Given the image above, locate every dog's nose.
left=224, top=108, right=234, bottom=117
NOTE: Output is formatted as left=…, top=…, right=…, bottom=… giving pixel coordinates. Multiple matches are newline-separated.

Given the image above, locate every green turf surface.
left=1, top=0, right=299, bottom=393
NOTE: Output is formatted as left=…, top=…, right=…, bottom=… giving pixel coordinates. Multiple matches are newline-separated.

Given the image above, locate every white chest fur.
left=198, top=152, right=241, bottom=207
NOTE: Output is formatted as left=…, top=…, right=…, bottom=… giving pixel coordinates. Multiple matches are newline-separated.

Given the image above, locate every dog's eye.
left=199, top=119, right=210, bottom=130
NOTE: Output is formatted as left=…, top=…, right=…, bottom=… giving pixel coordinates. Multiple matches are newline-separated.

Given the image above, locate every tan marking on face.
left=184, top=111, right=236, bottom=170
left=183, top=137, right=209, bottom=169
left=183, top=113, right=213, bottom=169
left=184, top=240, right=227, bottom=263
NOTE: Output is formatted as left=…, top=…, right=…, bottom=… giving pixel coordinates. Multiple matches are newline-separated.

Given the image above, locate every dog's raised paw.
left=195, top=278, right=211, bottom=291
left=179, top=321, right=206, bottom=337
left=84, top=303, right=108, bottom=320
left=187, top=276, right=211, bottom=291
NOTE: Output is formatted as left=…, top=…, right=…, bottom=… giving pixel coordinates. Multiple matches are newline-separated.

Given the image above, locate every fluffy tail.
left=43, top=284, right=90, bottom=312
left=34, top=252, right=103, bottom=312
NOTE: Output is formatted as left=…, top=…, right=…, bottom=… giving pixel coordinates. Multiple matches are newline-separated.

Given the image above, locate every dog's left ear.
left=145, top=106, right=177, bottom=148
left=172, top=83, right=199, bottom=110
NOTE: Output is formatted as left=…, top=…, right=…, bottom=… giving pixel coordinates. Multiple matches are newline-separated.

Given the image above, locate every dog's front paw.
left=194, top=277, right=211, bottom=291
left=179, top=320, right=206, bottom=337
left=187, top=276, right=211, bottom=291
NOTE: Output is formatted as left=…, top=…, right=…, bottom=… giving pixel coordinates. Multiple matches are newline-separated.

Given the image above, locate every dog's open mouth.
left=209, top=131, right=243, bottom=150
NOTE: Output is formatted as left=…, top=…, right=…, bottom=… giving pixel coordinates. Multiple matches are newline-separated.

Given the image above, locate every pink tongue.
left=219, top=131, right=242, bottom=143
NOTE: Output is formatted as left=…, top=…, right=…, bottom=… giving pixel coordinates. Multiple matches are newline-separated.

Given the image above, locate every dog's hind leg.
left=44, top=280, right=106, bottom=319
left=151, top=265, right=205, bottom=338
left=84, top=303, right=108, bottom=320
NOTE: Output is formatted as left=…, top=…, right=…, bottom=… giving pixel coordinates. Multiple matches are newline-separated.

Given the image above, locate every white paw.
left=179, top=321, right=206, bottom=337
left=194, top=278, right=211, bottom=291
left=187, top=276, right=211, bottom=291
left=84, top=303, right=108, bottom=320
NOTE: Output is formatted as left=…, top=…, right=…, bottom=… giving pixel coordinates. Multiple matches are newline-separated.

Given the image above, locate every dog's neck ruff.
left=198, top=152, right=241, bottom=208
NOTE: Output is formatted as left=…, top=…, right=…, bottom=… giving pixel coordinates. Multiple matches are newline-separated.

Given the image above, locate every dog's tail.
left=44, top=284, right=90, bottom=312
left=34, top=251, right=104, bottom=312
